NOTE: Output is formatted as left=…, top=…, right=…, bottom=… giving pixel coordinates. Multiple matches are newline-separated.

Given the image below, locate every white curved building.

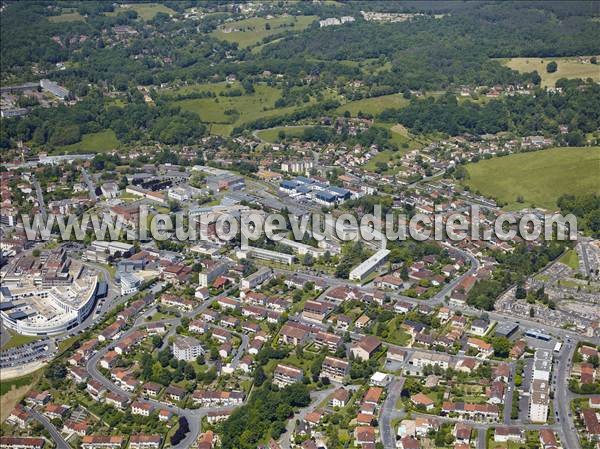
left=0, top=275, right=98, bottom=336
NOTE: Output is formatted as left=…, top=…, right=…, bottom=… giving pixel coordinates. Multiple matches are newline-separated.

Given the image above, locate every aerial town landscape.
left=0, top=2, right=599, bottom=449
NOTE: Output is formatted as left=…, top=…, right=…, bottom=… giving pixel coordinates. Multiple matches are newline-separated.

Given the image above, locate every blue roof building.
left=316, top=191, right=337, bottom=204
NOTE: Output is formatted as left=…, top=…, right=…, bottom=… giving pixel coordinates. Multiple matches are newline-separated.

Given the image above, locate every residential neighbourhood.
left=1, top=2, right=600, bottom=449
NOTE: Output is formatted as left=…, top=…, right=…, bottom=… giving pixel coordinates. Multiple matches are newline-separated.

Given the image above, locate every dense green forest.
left=218, top=381, right=311, bottom=449
left=467, top=242, right=566, bottom=310
left=0, top=90, right=206, bottom=148
left=380, top=81, right=600, bottom=137
left=1, top=1, right=599, bottom=150
left=2, top=1, right=598, bottom=92
left=558, top=194, right=600, bottom=238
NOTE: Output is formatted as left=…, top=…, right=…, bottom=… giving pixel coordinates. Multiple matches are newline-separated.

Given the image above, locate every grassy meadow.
left=56, top=129, right=120, bottom=154
left=559, top=249, right=580, bottom=269
left=212, top=15, right=318, bottom=48
left=464, top=146, right=600, bottom=210
left=255, top=126, right=315, bottom=142
left=107, top=3, right=175, bottom=20
left=335, top=93, right=410, bottom=117
left=501, top=57, right=600, bottom=87
left=168, top=82, right=325, bottom=136
left=48, top=11, right=85, bottom=23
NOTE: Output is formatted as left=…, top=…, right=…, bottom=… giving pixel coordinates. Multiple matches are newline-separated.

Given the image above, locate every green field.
left=56, top=129, right=120, bottom=154
left=255, top=126, right=314, bottom=142
left=0, top=329, right=39, bottom=351
left=464, top=146, right=600, bottom=210
left=335, top=93, right=409, bottom=117
left=0, top=374, right=36, bottom=396
left=363, top=123, right=426, bottom=172
left=501, top=57, right=600, bottom=87
left=212, top=15, right=318, bottom=48
left=48, top=11, right=85, bottom=23
left=169, top=82, right=322, bottom=136
left=559, top=249, right=580, bottom=269
left=107, top=3, right=175, bottom=20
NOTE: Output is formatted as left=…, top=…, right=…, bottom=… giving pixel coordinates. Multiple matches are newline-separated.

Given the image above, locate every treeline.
left=231, top=99, right=340, bottom=134
left=0, top=91, right=207, bottom=149
left=296, top=125, right=394, bottom=149
left=380, top=82, right=600, bottom=138
left=467, top=242, right=565, bottom=310
left=558, top=194, right=600, bottom=238
left=218, top=382, right=310, bottom=449
left=260, top=3, right=599, bottom=92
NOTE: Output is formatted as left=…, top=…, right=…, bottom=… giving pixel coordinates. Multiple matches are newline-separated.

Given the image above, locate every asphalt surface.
left=379, top=377, right=405, bottom=449
left=278, top=385, right=337, bottom=449
left=32, top=176, right=47, bottom=217
left=81, top=168, right=98, bottom=202
left=26, top=406, right=71, bottom=449
left=84, top=292, right=235, bottom=449
left=503, top=362, right=517, bottom=425
left=555, top=339, right=581, bottom=449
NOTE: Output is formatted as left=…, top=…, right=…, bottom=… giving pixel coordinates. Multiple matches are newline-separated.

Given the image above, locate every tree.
left=565, top=130, right=584, bottom=146
left=292, top=289, right=303, bottom=302
left=492, top=336, right=511, bottom=358
left=515, top=285, right=527, bottom=299
left=546, top=61, right=558, bottom=73
left=151, top=335, right=162, bottom=348
left=302, top=253, right=314, bottom=267
left=184, top=363, right=196, bottom=380
left=254, top=365, right=266, bottom=386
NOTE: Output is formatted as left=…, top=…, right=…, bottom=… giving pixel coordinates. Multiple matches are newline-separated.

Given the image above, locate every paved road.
left=379, top=377, right=405, bottom=449
left=411, top=411, right=561, bottom=431
left=86, top=319, right=204, bottom=449
left=230, top=334, right=249, bottom=369
left=81, top=168, right=97, bottom=202
left=503, top=362, right=517, bottom=424
left=278, top=386, right=337, bottom=449
left=26, top=406, right=71, bottom=449
left=32, top=176, right=46, bottom=217
left=476, top=428, right=486, bottom=449
left=579, top=239, right=593, bottom=276
left=85, top=293, right=234, bottom=449
left=555, top=339, right=581, bottom=449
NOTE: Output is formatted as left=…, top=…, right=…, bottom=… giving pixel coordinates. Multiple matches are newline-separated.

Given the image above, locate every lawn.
left=170, top=82, right=321, bottom=136
left=256, top=126, right=314, bottom=143
left=463, top=146, right=600, bottom=210
left=48, top=11, right=85, bottom=22
left=375, top=317, right=412, bottom=346
left=56, top=129, right=120, bottom=154
left=559, top=249, right=580, bottom=269
left=1, top=329, right=39, bottom=350
left=0, top=370, right=42, bottom=422
left=108, top=3, right=176, bottom=21
left=501, top=57, right=600, bottom=87
left=335, top=93, right=409, bottom=117
left=212, top=15, right=318, bottom=48
left=0, top=374, right=35, bottom=396
left=378, top=122, right=427, bottom=150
